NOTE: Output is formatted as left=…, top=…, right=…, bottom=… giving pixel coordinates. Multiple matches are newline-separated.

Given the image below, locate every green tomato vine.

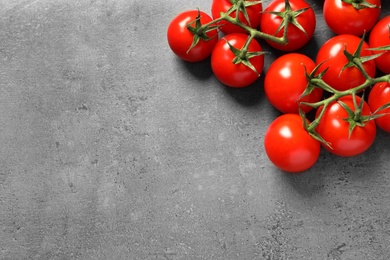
left=187, top=0, right=390, bottom=147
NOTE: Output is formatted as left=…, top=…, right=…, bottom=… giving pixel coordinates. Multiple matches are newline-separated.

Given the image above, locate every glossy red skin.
left=260, top=0, right=316, bottom=51
left=264, top=114, right=320, bottom=173
left=368, top=82, right=390, bottom=132
left=211, top=33, right=264, bottom=88
left=323, top=0, right=381, bottom=36
left=167, top=10, right=218, bottom=62
left=315, top=95, right=376, bottom=157
left=211, top=0, right=263, bottom=35
left=369, top=16, right=390, bottom=74
left=264, top=53, right=323, bottom=114
left=316, top=34, right=376, bottom=91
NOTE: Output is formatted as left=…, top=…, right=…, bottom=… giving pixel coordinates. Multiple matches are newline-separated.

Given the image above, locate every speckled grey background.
left=1, top=0, right=390, bottom=259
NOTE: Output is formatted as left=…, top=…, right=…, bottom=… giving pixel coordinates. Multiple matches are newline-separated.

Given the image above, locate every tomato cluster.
left=167, top=0, right=390, bottom=173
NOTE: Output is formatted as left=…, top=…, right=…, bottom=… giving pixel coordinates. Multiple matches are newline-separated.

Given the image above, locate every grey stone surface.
left=1, top=0, right=390, bottom=259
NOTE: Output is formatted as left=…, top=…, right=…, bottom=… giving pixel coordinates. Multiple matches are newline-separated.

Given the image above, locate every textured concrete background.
left=1, top=0, right=390, bottom=259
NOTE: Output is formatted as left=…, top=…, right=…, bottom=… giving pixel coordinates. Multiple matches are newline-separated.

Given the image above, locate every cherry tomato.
left=167, top=10, right=218, bottom=62
left=368, top=15, right=390, bottom=74
left=264, top=113, right=320, bottom=173
left=368, top=82, right=390, bottom=133
left=323, top=0, right=381, bottom=36
left=211, top=0, right=262, bottom=35
left=264, top=53, right=323, bottom=114
left=315, top=95, right=376, bottom=157
left=315, top=34, right=376, bottom=92
left=211, top=33, right=264, bottom=88
left=260, top=0, right=316, bottom=51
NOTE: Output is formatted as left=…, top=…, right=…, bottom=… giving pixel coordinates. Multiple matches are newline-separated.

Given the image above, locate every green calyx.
left=227, top=0, right=262, bottom=27
left=341, top=0, right=379, bottom=10
left=299, top=108, right=332, bottom=148
left=268, top=0, right=311, bottom=36
left=225, top=36, right=267, bottom=75
left=368, top=44, right=390, bottom=52
left=340, top=34, right=382, bottom=79
left=338, top=93, right=370, bottom=138
left=186, top=9, right=219, bottom=54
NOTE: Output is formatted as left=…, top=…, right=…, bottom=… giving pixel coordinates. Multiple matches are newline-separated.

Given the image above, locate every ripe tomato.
left=315, top=34, right=376, bottom=92
left=264, top=53, right=323, bottom=114
left=260, top=0, right=316, bottom=51
left=323, top=0, right=381, bottom=36
left=167, top=10, right=218, bottom=62
left=315, top=95, right=376, bottom=157
left=368, top=15, right=390, bottom=74
left=368, top=82, right=390, bottom=133
left=264, top=114, right=320, bottom=173
left=211, top=0, right=262, bottom=35
left=211, top=33, right=264, bottom=88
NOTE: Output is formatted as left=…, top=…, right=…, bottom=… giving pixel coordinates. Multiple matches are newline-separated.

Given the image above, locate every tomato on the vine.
left=368, top=15, right=390, bottom=74
left=315, top=34, right=376, bottom=92
left=323, top=0, right=381, bottom=36
left=211, top=0, right=262, bottom=35
left=260, top=0, right=316, bottom=51
left=211, top=33, right=264, bottom=88
left=264, top=113, right=320, bottom=173
left=264, top=53, right=323, bottom=114
left=368, top=82, right=390, bottom=133
left=315, top=95, right=376, bottom=157
left=167, top=10, right=218, bottom=62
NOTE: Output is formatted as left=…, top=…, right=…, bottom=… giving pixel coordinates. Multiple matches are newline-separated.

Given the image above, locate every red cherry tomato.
left=264, top=53, right=323, bottom=114
left=369, top=15, right=390, bottom=74
left=368, top=82, right=390, bottom=133
left=167, top=10, right=218, bottom=62
left=264, top=113, right=320, bottom=173
left=323, top=0, right=381, bottom=36
left=315, top=95, right=376, bottom=157
left=211, top=0, right=263, bottom=35
left=315, top=34, right=376, bottom=91
left=260, top=0, right=316, bottom=51
left=211, top=33, right=264, bottom=88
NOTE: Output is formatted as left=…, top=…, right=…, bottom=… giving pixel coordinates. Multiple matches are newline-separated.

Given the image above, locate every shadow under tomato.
left=175, top=56, right=214, bottom=81
left=220, top=76, right=266, bottom=107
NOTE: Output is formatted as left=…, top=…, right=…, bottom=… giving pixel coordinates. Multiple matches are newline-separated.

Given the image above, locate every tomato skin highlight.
left=167, top=10, right=218, bottom=62
left=323, top=0, right=381, bottom=36
left=315, top=95, right=376, bottom=157
left=315, top=34, right=376, bottom=91
left=264, top=53, right=323, bottom=114
left=264, top=114, right=320, bottom=173
left=211, top=0, right=263, bottom=35
left=368, top=15, right=390, bottom=74
left=368, top=82, right=390, bottom=133
left=211, top=33, right=264, bottom=88
left=260, top=0, right=316, bottom=51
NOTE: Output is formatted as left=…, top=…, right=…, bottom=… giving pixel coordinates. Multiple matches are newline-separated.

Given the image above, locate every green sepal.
left=339, top=33, right=380, bottom=76
left=338, top=100, right=359, bottom=139
left=341, top=0, right=379, bottom=10
left=338, top=93, right=374, bottom=139
left=225, top=38, right=267, bottom=76
left=299, top=108, right=332, bottom=149
left=186, top=9, right=219, bottom=54
left=303, top=61, right=337, bottom=94
left=267, top=0, right=311, bottom=36
left=369, top=101, right=390, bottom=121
left=368, top=44, right=390, bottom=52
left=227, top=0, right=263, bottom=26
left=300, top=63, right=318, bottom=98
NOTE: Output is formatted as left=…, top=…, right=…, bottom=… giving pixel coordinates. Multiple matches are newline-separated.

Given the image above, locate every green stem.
left=199, top=1, right=291, bottom=46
